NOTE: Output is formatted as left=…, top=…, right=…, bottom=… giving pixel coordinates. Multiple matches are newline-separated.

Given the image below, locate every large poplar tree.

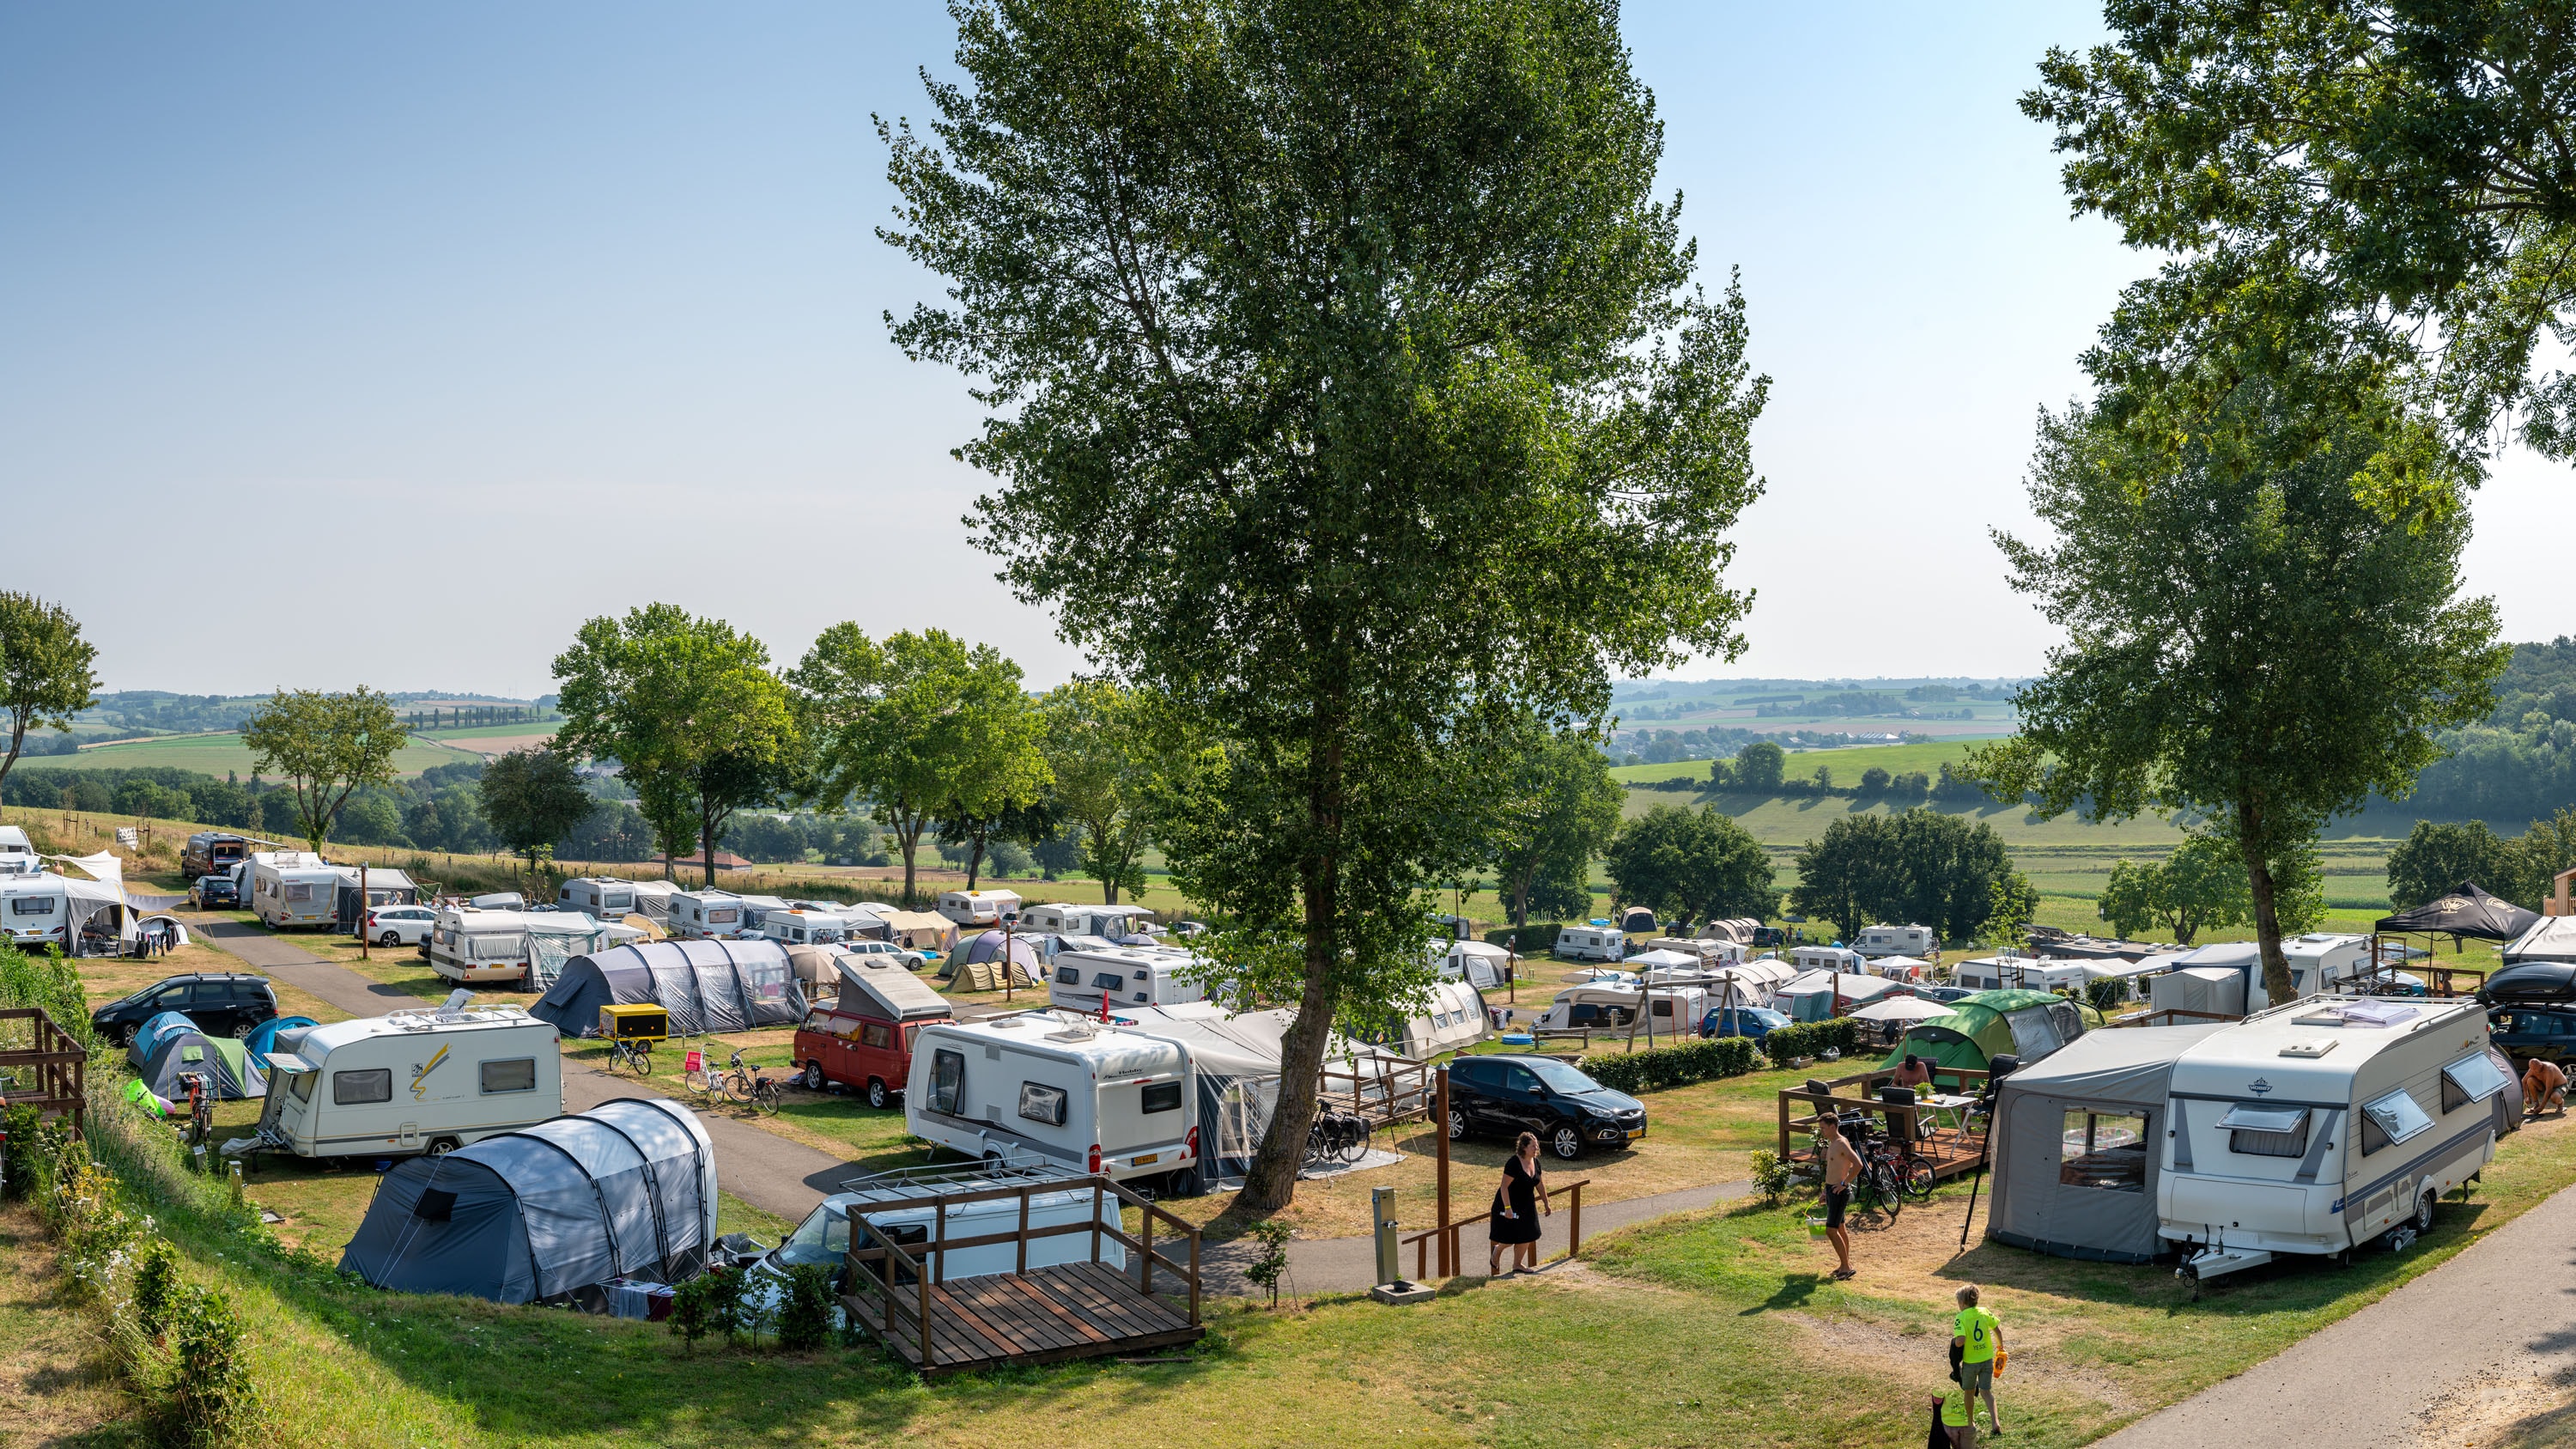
left=884, top=0, right=1767, bottom=1209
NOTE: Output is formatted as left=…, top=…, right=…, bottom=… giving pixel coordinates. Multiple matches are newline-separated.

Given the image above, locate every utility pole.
left=358, top=860, right=370, bottom=961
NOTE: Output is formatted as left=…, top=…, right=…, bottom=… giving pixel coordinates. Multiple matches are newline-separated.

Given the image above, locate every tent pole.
left=1958, top=1093, right=1992, bottom=1251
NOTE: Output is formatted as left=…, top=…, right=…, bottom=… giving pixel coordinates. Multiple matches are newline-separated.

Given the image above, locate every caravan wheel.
left=2416, top=1190, right=2439, bottom=1234
left=426, top=1137, right=459, bottom=1157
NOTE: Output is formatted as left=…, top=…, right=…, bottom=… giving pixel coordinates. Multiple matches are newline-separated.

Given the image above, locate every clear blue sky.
left=3, top=3, right=2562, bottom=697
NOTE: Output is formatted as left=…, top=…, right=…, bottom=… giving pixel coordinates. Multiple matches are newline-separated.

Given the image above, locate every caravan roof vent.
left=2278, top=1038, right=2338, bottom=1059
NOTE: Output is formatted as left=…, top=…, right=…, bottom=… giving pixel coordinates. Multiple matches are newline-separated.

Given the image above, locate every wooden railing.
left=1400, top=1178, right=1589, bottom=1281
left=1319, top=1054, right=1432, bottom=1129
left=840, top=1173, right=1201, bottom=1363
left=0, top=1008, right=86, bottom=1142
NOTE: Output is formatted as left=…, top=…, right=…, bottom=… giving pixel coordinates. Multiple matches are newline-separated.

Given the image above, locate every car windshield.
left=1522, top=1058, right=1604, bottom=1095
left=773, top=1204, right=852, bottom=1267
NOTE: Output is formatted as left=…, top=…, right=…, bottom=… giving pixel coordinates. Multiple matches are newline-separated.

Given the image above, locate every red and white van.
left=793, top=956, right=955, bottom=1108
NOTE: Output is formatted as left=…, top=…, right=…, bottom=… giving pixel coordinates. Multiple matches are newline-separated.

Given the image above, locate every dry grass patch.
left=0, top=1206, right=138, bottom=1446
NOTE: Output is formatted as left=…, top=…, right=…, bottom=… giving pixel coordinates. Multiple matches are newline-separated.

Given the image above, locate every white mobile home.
left=2160, top=996, right=2516, bottom=1281
left=905, top=1017, right=1200, bottom=1188
left=667, top=890, right=749, bottom=940
left=424, top=909, right=612, bottom=989
left=1019, top=903, right=1158, bottom=941
left=1531, top=983, right=1705, bottom=1040
left=1789, top=945, right=1867, bottom=976
left=239, top=1002, right=562, bottom=1160
left=557, top=877, right=643, bottom=920
left=938, top=889, right=1024, bottom=927
left=1951, top=956, right=2093, bottom=995
left=1854, top=924, right=1938, bottom=959
left=248, top=851, right=342, bottom=930
left=1047, top=946, right=1208, bottom=1014
left=1553, top=924, right=1625, bottom=963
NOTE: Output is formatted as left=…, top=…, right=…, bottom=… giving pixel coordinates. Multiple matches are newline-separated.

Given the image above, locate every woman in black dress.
left=1487, top=1130, right=1551, bottom=1275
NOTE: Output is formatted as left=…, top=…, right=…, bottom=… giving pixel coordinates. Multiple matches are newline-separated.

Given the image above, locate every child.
left=1952, top=1283, right=2004, bottom=1434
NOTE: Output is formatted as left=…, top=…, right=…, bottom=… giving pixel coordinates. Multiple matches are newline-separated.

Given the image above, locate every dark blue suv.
left=1700, top=1006, right=1789, bottom=1043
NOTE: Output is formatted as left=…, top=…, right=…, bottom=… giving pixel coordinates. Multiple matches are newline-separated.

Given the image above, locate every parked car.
left=1699, top=1005, right=1790, bottom=1043
left=91, top=972, right=278, bottom=1046
left=363, top=904, right=438, bottom=947
left=1444, top=1053, right=1647, bottom=1160
left=1753, top=926, right=1789, bottom=948
left=1918, top=985, right=1974, bottom=1003
left=841, top=939, right=927, bottom=971
left=2488, top=1004, right=2576, bottom=1068
left=191, top=874, right=240, bottom=910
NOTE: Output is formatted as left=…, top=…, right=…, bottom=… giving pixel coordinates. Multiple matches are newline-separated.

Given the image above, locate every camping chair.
left=1876, top=1084, right=1918, bottom=1151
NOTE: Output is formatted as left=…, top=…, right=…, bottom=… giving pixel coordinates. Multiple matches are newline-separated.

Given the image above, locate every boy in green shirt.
left=1951, top=1284, right=2003, bottom=1435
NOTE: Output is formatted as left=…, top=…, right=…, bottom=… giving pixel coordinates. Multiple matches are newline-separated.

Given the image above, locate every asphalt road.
left=2098, top=1176, right=2576, bottom=1447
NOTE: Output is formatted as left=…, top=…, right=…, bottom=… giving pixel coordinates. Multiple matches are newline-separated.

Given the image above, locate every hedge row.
left=1583, top=1035, right=1759, bottom=1093
left=1760, top=1017, right=1862, bottom=1068
left=1483, top=922, right=1562, bottom=953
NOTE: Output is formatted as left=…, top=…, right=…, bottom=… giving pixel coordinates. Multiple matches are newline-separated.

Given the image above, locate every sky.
left=3, top=2, right=2566, bottom=698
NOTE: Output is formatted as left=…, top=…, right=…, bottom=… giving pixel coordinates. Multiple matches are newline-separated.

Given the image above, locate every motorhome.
left=1531, top=983, right=1708, bottom=1040
left=181, top=832, right=249, bottom=881
left=668, top=890, right=749, bottom=940
left=905, top=1016, right=1201, bottom=1189
left=1951, top=956, right=2093, bottom=995
left=1854, top=924, right=1938, bottom=959
left=1553, top=924, right=1625, bottom=963
left=0, top=874, right=68, bottom=949
left=762, top=910, right=852, bottom=947
left=1019, top=903, right=1158, bottom=941
left=247, top=852, right=343, bottom=930
left=1047, top=946, right=1208, bottom=1014
left=423, top=909, right=607, bottom=989
left=938, top=890, right=1023, bottom=927
left=1789, top=945, right=1867, bottom=976
left=2160, top=995, right=2516, bottom=1282
left=234, top=1001, right=563, bottom=1161
left=557, top=877, right=643, bottom=921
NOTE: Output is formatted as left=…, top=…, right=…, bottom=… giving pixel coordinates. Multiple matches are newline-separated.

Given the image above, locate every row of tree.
left=2385, top=813, right=2576, bottom=916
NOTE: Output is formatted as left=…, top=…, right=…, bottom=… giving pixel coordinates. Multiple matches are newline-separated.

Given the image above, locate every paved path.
left=186, top=917, right=856, bottom=1227
left=2099, top=1178, right=2576, bottom=1447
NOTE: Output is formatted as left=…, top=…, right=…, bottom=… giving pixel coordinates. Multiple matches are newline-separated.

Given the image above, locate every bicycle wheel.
left=1870, top=1161, right=1904, bottom=1218
left=1900, top=1157, right=1937, bottom=1202
left=724, top=1070, right=756, bottom=1105
left=1340, top=1121, right=1370, bottom=1164
left=756, top=1081, right=784, bottom=1116
left=683, top=1068, right=713, bottom=1097
left=629, top=1047, right=653, bottom=1079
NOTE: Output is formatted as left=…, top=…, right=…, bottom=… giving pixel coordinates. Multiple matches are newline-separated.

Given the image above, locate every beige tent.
left=878, top=910, right=959, bottom=953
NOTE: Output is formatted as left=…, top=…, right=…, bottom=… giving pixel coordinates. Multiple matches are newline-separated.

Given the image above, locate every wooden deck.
left=841, top=1260, right=1202, bottom=1375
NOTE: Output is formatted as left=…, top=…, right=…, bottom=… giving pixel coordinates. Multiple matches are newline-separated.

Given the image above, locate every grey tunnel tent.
left=137, top=1031, right=264, bottom=1101
left=338, top=1097, right=717, bottom=1304
left=530, top=939, right=807, bottom=1037
left=1984, top=1022, right=2231, bottom=1264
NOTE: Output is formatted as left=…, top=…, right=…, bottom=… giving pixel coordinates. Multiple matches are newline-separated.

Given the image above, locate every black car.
left=90, top=972, right=277, bottom=1046
left=1445, top=1053, right=1647, bottom=1160
left=2487, top=1003, right=2576, bottom=1068
left=191, top=874, right=240, bottom=909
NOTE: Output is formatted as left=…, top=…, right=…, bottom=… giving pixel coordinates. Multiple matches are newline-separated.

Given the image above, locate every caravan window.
left=2058, top=1110, right=2148, bottom=1190
left=284, top=883, right=313, bottom=903
left=9, top=895, right=56, bottom=916
left=470, top=935, right=526, bottom=959
left=480, top=1059, right=537, bottom=1094
left=1141, top=1081, right=1182, bottom=1114
left=289, top=1070, right=317, bottom=1104
left=2441, top=1052, right=2512, bottom=1113
left=2216, top=1103, right=2310, bottom=1158
left=332, top=1069, right=392, bottom=1105
left=708, top=908, right=738, bottom=924
left=929, top=1050, right=965, bottom=1115
left=1055, top=966, right=1079, bottom=985
left=1091, top=972, right=1124, bottom=992
left=602, top=893, right=631, bottom=912
left=2360, top=1088, right=2434, bottom=1154
left=1018, top=1082, right=1069, bottom=1126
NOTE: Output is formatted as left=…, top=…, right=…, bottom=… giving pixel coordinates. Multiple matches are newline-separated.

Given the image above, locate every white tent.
left=1849, top=995, right=1952, bottom=1025
left=1113, top=1003, right=1406, bottom=1184
left=1622, top=948, right=1704, bottom=973
left=46, top=852, right=134, bottom=953
left=1868, top=954, right=1933, bottom=981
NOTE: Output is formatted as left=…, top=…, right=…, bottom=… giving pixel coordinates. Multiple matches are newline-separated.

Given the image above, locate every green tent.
left=136, top=1031, right=264, bottom=1100
left=1881, top=989, right=2102, bottom=1075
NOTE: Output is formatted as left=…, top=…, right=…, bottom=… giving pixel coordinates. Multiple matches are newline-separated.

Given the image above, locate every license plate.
left=1134, top=1153, right=1159, bottom=1166
left=1625, top=1129, right=1644, bottom=1140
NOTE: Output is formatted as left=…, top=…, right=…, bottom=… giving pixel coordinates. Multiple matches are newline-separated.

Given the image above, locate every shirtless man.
left=1891, top=1054, right=1934, bottom=1092
left=1818, top=1115, right=1861, bottom=1281
left=2526, top=1057, right=2567, bottom=1117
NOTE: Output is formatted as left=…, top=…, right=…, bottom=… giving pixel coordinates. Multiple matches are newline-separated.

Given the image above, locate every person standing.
left=1819, top=1114, right=1860, bottom=1281
left=1952, top=1284, right=2004, bottom=1435
left=1487, top=1130, right=1550, bottom=1275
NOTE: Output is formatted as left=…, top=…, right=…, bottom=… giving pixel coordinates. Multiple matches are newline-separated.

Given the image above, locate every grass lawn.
left=56, top=731, right=470, bottom=778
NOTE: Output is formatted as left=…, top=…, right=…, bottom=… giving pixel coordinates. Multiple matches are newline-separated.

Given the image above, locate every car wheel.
left=118, top=1024, right=138, bottom=1049
left=867, top=1079, right=891, bottom=1110
left=2415, top=1190, right=2438, bottom=1234
left=802, top=1061, right=825, bottom=1092
left=232, top=1020, right=258, bottom=1041
left=1550, top=1125, right=1583, bottom=1160
left=1447, top=1108, right=1467, bottom=1141
left=379, top=930, right=402, bottom=947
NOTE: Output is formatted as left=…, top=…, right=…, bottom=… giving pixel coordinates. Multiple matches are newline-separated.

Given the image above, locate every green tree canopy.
left=1601, top=804, right=1775, bottom=928
left=1970, top=387, right=2503, bottom=1000
left=479, top=747, right=598, bottom=878
left=1788, top=808, right=2024, bottom=946
left=884, top=0, right=1767, bottom=1209
left=552, top=605, right=798, bottom=886
left=1038, top=682, right=1157, bottom=905
left=1486, top=721, right=1625, bottom=928
left=2385, top=819, right=2514, bottom=914
left=242, top=687, right=411, bottom=855
left=1729, top=740, right=1786, bottom=792
left=2097, top=832, right=2255, bottom=945
left=0, top=594, right=100, bottom=799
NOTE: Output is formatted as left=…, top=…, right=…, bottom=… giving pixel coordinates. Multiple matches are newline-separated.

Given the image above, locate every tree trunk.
left=895, top=814, right=922, bottom=908
left=1089, top=823, right=1120, bottom=905
left=1238, top=729, right=1347, bottom=1214
left=700, top=795, right=719, bottom=887
left=2240, top=808, right=2294, bottom=1005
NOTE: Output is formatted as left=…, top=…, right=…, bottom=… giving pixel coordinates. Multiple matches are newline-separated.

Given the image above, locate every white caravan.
left=2162, top=995, right=2514, bottom=1282
left=248, top=851, right=342, bottom=929
left=423, top=909, right=607, bottom=989
left=1553, top=924, right=1625, bottom=963
left=1952, top=956, right=2093, bottom=994
left=1854, top=924, right=1939, bottom=959
left=1047, top=946, right=1208, bottom=1014
left=237, top=1002, right=563, bottom=1160
left=0, top=874, right=69, bottom=949
left=1789, top=944, right=1867, bottom=976
left=1432, top=940, right=1515, bottom=989
left=0, top=826, right=34, bottom=868
left=938, top=889, right=1023, bottom=927
left=557, top=877, right=643, bottom=920
left=762, top=910, right=852, bottom=947
left=667, top=890, right=749, bottom=940
left=2282, top=934, right=2377, bottom=996
left=1019, top=903, right=1159, bottom=941
left=906, top=1017, right=1200, bottom=1188
left=1532, top=983, right=1708, bottom=1039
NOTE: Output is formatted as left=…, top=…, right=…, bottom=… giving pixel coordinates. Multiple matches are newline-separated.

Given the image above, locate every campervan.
left=181, top=832, right=249, bottom=881
left=668, top=890, right=749, bottom=940
left=1553, top=924, right=1625, bottom=963
left=1854, top=924, right=1938, bottom=959
left=938, top=890, right=1023, bottom=927
left=762, top=910, right=851, bottom=947
left=247, top=852, right=342, bottom=930
left=1789, top=945, right=1867, bottom=976
left=1951, top=956, right=2092, bottom=994
left=237, top=1002, right=563, bottom=1161
left=794, top=958, right=956, bottom=1107
left=1019, top=903, right=1158, bottom=941
left=557, top=877, right=642, bottom=921
left=0, top=875, right=68, bottom=949
left=2160, top=995, right=2515, bottom=1281
left=1047, top=946, right=1208, bottom=1014
left=1532, top=983, right=1708, bottom=1040
left=905, top=1017, right=1201, bottom=1189
left=1433, top=940, right=1515, bottom=988
left=423, top=909, right=604, bottom=989
left=754, top=1165, right=1122, bottom=1306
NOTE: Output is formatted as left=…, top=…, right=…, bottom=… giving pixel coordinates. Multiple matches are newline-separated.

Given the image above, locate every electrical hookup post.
left=1369, top=1184, right=1433, bottom=1305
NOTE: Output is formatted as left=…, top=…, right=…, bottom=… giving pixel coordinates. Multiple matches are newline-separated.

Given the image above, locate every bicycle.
left=606, top=1037, right=654, bottom=1079
left=683, top=1050, right=719, bottom=1099
left=1304, top=1110, right=1370, bottom=1166
left=720, top=1050, right=785, bottom=1115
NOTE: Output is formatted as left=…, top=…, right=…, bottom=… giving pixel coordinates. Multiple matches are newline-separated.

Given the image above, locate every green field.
left=1611, top=738, right=1994, bottom=786
left=52, top=732, right=477, bottom=777
left=414, top=720, right=562, bottom=742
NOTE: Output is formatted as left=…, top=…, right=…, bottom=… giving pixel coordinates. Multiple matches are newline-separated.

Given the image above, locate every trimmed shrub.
left=2085, top=976, right=2128, bottom=1014
left=1484, top=922, right=1562, bottom=953
left=775, top=1263, right=835, bottom=1352
left=1760, top=1018, right=1861, bottom=1068
left=1584, top=1035, right=1759, bottom=1094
